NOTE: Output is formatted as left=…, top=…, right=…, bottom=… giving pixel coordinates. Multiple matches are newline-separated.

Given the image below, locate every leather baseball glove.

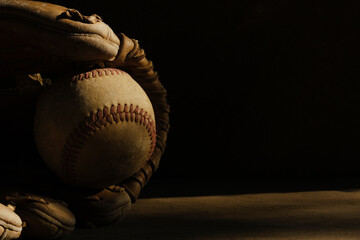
left=0, top=192, right=76, bottom=239
left=0, top=203, right=22, bottom=240
left=0, top=0, right=170, bottom=238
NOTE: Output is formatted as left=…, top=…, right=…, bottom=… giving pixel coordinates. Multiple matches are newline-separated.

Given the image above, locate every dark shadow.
left=140, top=176, right=360, bottom=199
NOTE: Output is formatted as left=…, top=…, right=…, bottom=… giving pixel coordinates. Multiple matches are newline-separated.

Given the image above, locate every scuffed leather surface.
left=0, top=0, right=120, bottom=75
left=34, top=69, right=156, bottom=188
left=58, top=185, right=131, bottom=228
left=2, top=193, right=75, bottom=239
left=0, top=203, right=22, bottom=240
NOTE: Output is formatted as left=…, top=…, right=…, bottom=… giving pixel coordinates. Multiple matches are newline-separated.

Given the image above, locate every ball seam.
left=60, top=68, right=156, bottom=185
left=61, top=102, right=156, bottom=185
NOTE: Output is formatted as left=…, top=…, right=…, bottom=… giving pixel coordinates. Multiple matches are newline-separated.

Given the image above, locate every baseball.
left=34, top=68, right=156, bottom=189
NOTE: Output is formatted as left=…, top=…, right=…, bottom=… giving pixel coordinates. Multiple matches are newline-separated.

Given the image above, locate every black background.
left=40, top=0, right=360, bottom=194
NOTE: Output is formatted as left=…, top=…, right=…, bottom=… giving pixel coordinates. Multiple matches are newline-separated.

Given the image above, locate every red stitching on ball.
left=71, top=68, right=126, bottom=81
left=61, top=102, right=156, bottom=185
left=62, top=68, right=156, bottom=185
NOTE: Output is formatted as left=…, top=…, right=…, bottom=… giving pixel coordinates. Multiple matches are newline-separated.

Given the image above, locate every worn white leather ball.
left=34, top=68, right=156, bottom=188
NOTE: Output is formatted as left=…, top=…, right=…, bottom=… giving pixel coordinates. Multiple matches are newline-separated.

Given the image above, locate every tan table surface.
left=68, top=190, right=360, bottom=240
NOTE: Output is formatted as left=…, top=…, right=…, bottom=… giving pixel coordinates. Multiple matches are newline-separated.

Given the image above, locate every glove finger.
left=2, top=193, right=75, bottom=240
left=58, top=185, right=131, bottom=228
left=0, top=203, right=22, bottom=240
left=0, top=0, right=120, bottom=76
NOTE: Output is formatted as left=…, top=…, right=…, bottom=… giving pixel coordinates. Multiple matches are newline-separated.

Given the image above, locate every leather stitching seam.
left=61, top=68, right=156, bottom=184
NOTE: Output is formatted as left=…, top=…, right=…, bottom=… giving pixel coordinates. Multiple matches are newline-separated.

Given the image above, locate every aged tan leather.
left=0, top=0, right=120, bottom=75
left=2, top=193, right=76, bottom=239
left=57, top=185, right=131, bottom=228
left=34, top=68, right=156, bottom=189
left=0, top=203, right=22, bottom=240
